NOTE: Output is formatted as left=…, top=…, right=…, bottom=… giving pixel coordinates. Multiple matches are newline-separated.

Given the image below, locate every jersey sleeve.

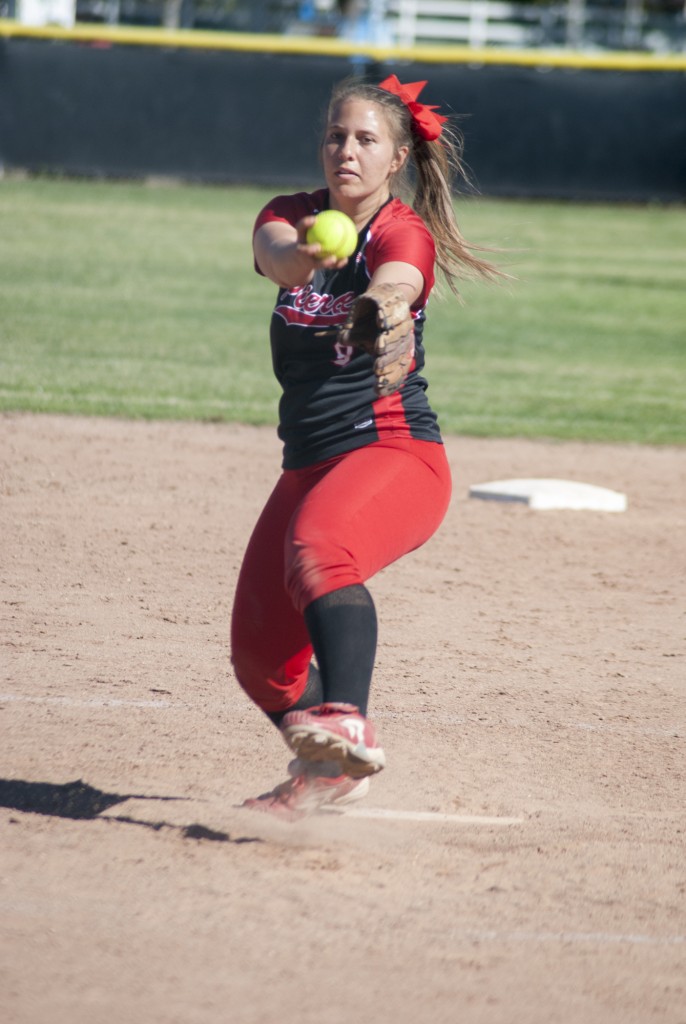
left=252, top=191, right=327, bottom=276
left=253, top=191, right=330, bottom=235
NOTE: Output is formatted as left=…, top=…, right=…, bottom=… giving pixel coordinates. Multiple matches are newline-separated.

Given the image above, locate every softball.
left=306, top=210, right=357, bottom=260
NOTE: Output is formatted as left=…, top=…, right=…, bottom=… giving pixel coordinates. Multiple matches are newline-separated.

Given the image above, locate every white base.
left=469, top=478, right=627, bottom=512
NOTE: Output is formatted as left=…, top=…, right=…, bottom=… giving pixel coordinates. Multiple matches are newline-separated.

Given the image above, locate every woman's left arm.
left=368, top=261, right=424, bottom=307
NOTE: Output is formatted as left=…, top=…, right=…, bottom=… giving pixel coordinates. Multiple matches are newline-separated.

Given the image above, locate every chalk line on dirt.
left=0, top=693, right=176, bottom=709
left=444, top=930, right=686, bottom=948
left=343, top=807, right=523, bottom=825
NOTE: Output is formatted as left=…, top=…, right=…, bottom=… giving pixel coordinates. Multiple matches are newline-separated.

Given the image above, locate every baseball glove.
left=338, top=282, right=415, bottom=397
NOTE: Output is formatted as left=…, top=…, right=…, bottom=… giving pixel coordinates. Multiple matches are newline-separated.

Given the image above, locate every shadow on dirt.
left=0, top=777, right=262, bottom=844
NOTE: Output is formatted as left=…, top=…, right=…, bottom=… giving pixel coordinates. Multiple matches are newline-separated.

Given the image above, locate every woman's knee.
left=284, top=534, right=361, bottom=614
left=230, top=634, right=313, bottom=715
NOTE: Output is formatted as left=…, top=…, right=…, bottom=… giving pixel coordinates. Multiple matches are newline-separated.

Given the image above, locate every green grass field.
left=1, top=176, right=684, bottom=444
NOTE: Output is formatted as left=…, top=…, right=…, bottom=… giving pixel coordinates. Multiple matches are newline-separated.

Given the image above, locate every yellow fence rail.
left=1, top=19, right=686, bottom=71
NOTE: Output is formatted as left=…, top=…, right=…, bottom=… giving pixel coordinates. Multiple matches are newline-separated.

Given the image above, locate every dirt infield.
left=2, top=412, right=684, bottom=1024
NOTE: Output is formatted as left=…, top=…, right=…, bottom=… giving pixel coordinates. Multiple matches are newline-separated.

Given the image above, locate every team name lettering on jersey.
left=274, top=284, right=355, bottom=329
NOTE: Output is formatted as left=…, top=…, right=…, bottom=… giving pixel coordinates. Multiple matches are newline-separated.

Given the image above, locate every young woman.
left=231, top=74, right=499, bottom=819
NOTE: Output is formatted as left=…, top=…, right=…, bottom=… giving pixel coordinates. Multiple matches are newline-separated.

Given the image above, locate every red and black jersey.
left=254, top=188, right=444, bottom=469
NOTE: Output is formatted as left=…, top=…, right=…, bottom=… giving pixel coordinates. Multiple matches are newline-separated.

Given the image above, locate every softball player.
left=231, top=75, right=500, bottom=819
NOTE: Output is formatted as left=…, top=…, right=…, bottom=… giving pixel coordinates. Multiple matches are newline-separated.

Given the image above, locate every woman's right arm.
left=253, top=218, right=349, bottom=289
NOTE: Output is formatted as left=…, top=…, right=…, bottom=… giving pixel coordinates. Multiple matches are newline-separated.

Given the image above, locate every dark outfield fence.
left=0, top=24, right=685, bottom=201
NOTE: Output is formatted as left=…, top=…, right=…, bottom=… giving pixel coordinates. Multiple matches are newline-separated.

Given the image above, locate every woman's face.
left=322, top=98, right=407, bottom=212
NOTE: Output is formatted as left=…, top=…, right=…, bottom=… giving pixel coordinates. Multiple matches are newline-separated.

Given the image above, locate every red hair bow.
left=378, top=74, right=448, bottom=142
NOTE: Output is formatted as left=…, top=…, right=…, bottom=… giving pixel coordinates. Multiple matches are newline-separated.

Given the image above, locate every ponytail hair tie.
left=378, top=74, right=448, bottom=142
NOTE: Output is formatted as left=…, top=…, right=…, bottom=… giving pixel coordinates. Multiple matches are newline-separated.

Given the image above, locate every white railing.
left=380, top=0, right=685, bottom=52
left=385, top=0, right=537, bottom=48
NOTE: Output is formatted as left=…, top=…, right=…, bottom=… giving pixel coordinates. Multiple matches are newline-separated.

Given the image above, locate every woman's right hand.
left=254, top=218, right=350, bottom=288
left=295, top=216, right=351, bottom=272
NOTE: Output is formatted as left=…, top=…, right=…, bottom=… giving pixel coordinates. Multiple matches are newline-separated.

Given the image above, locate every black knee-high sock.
left=266, top=663, right=323, bottom=727
left=303, top=584, right=377, bottom=716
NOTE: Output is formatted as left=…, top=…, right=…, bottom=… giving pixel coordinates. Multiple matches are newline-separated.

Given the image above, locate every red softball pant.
left=230, top=436, right=452, bottom=713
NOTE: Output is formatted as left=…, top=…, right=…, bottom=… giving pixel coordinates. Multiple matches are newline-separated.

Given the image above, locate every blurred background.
left=1, top=3, right=684, bottom=201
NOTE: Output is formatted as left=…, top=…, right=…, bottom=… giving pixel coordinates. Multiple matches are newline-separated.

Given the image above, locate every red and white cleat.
left=242, top=769, right=369, bottom=822
left=280, top=702, right=386, bottom=779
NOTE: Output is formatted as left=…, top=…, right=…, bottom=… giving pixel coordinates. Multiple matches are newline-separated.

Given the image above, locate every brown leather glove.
left=338, top=282, right=415, bottom=397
